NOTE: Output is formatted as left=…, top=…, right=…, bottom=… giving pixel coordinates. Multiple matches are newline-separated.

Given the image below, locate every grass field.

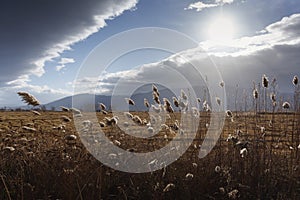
left=0, top=110, right=299, bottom=199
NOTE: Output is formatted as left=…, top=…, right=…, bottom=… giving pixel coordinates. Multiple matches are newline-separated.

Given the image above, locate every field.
left=0, top=110, right=300, bottom=200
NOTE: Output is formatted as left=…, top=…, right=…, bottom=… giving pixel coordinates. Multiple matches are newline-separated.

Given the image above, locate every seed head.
left=17, top=91, right=40, bottom=106
left=31, top=110, right=41, bottom=115
left=64, top=134, right=77, bottom=141
left=181, top=89, right=188, bottom=100
left=124, top=112, right=133, bottom=119
left=61, top=116, right=72, bottom=122
left=262, top=74, right=269, bottom=88
left=99, top=103, right=106, bottom=110
left=144, top=98, right=150, bottom=108
left=152, top=84, right=159, bottom=96
left=253, top=88, right=258, bottom=99
left=153, top=92, right=160, bottom=104
left=270, top=93, right=276, bottom=102
left=220, top=81, right=225, bottom=87
left=293, top=75, right=298, bottom=86
left=282, top=101, right=290, bottom=109
left=172, top=97, right=179, bottom=107
left=216, top=97, right=221, bottom=106
left=226, top=110, right=233, bottom=118
left=215, top=165, right=221, bottom=173
left=240, top=148, right=248, bottom=158
left=125, top=98, right=135, bottom=106
left=185, top=173, right=194, bottom=180
left=60, top=106, right=69, bottom=112
left=163, top=183, right=175, bottom=192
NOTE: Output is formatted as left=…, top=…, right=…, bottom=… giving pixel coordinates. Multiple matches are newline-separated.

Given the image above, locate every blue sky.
left=1, top=0, right=300, bottom=106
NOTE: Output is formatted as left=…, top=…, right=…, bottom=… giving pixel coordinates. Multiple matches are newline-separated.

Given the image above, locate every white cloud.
left=56, top=57, right=75, bottom=72
left=1, top=80, right=72, bottom=107
left=185, top=2, right=218, bottom=11
left=216, top=0, right=234, bottom=3
left=88, top=13, right=300, bottom=95
left=186, top=0, right=236, bottom=11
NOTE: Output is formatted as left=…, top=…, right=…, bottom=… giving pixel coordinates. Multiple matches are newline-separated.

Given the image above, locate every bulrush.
left=220, top=81, right=225, bottom=88
left=152, top=84, right=160, bottom=96
left=262, top=74, right=269, bottom=88
left=70, top=107, right=81, bottom=115
left=31, top=110, right=41, bottom=115
left=60, top=106, right=69, bottom=112
left=163, top=98, right=174, bottom=113
left=240, top=148, right=248, bottom=158
left=282, top=101, right=290, bottom=109
left=163, top=183, right=175, bottom=192
left=185, top=173, right=194, bottom=180
left=61, top=116, right=72, bottom=123
left=163, top=98, right=171, bottom=107
left=144, top=98, right=150, bottom=108
left=179, top=100, right=188, bottom=110
left=270, top=93, right=276, bottom=102
left=124, top=112, right=133, bottom=119
left=99, top=103, right=106, bottom=111
left=216, top=97, right=221, bottom=106
left=226, top=110, right=233, bottom=118
left=293, top=75, right=298, bottom=86
left=125, top=98, right=135, bottom=106
left=181, top=89, right=188, bottom=100
left=253, top=88, right=258, bottom=99
left=153, top=92, right=160, bottom=104
left=17, top=91, right=40, bottom=106
left=64, top=134, right=77, bottom=141
left=104, top=116, right=119, bottom=126
left=99, top=122, right=106, bottom=127
left=215, top=165, right=221, bottom=173
left=133, top=115, right=143, bottom=125
left=165, top=104, right=174, bottom=113
left=101, top=110, right=108, bottom=115
left=172, top=97, right=179, bottom=107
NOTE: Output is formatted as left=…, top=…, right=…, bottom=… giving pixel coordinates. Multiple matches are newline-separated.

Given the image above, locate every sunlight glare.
left=207, top=16, right=236, bottom=42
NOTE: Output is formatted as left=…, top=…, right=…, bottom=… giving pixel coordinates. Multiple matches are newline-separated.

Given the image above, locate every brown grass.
left=0, top=110, right=300, bottom=199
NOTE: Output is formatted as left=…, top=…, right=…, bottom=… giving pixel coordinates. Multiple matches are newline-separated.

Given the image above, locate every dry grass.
left=0, top=110, right=299, bottom=199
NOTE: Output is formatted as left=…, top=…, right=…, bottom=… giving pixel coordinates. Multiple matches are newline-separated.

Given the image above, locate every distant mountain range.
left=43, top=85, right=296, bottom=112
left=44, top=87, right=179, bottom=111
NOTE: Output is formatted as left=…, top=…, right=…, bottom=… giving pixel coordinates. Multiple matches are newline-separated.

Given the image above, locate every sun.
left=207, top=16, right=236, bottom=42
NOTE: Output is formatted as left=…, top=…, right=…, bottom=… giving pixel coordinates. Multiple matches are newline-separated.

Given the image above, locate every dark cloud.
left=212, top=43, right=300, bottom=92
left=0, top=0, right=137, bottom=85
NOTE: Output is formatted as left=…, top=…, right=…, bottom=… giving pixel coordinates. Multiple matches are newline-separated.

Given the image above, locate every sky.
left=1, top=0, right=300, bottom=107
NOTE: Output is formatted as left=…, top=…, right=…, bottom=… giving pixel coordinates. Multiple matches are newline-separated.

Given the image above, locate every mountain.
left=44, top=85, right=295, bottom=112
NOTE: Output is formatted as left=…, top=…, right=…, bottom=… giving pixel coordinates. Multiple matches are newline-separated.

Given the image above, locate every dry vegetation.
left=0, top=110, right=299, bottom=199
left=0, top=76, right=300, bottom=199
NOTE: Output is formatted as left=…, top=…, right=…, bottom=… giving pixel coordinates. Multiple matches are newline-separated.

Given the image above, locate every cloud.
left=186, top=0, right=236, bottom=11
left=56, top=57, right=75, bottom=72
left=0, top=0, right=138, bottom=86
left=86, top=13, right=300, bottom=96
left=185, top=2, right=218, bottom=11
left=1, top=78, right=73, bottom=107
left=200, top=13, right=300, bottom=56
